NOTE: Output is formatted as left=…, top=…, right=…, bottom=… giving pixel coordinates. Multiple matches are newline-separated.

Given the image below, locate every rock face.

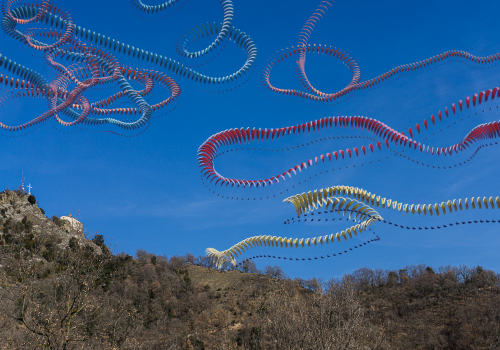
left=0, top=190, right=101, bottom=254
left=0, top=190, right=46, bottom=224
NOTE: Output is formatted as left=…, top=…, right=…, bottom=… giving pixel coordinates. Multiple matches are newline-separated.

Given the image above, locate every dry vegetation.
left=1, top=190, right=499, bottom=349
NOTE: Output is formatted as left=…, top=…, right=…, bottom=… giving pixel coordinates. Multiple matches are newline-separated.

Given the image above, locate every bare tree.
left=253, top=278, right=387, bottom=349
left=1, top=234, right=109, bottom=349
left=239, top=260, right=261, bottom=274
left=264, top=265, right=287, bottom=280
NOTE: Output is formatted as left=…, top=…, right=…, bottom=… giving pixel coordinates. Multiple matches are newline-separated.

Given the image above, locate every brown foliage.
left=1, top=192, right=499, bottom=349
left=1, top=238, right=500, bottom=349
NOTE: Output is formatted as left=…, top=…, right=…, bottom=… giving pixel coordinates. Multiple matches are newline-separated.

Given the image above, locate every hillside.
left=0, top=189, right=101, bottom=253
left=185, top=263, right=309, bottom=298
left=0, top=189, right=499, bottom=349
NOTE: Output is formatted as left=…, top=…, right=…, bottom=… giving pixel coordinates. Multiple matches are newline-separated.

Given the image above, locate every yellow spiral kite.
left=206, top=196, right=382, bottom=268
left=284, top=185, right=500, bottom=217
left=206, top=185, right=500, bottom=268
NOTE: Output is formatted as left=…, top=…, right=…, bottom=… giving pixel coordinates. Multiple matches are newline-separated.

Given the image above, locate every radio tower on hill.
left=20, top=171, right=25, bottom=193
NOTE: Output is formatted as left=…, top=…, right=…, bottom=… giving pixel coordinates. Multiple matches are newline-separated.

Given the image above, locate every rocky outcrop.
left=0, top=190, right=101, bottom=254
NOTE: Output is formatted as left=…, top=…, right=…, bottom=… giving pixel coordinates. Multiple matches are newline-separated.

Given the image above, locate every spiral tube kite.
left=206, top=196, right=382, bottom=268
left=0, top=0, right=256, bottom=134
left=2, top=0, right=497, bottom=269
left=262, top=0, right=500, bottom=103
left=284, top=185, right=500, bottom=217
left=198, top=87, right=500, bottom=188
left=234, top=233, right=380, bottom=268
left=206, top=185, right=500, bottom=267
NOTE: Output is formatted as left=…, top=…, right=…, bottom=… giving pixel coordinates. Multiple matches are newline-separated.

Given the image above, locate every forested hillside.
left=1, top=190, right=499, bottom=349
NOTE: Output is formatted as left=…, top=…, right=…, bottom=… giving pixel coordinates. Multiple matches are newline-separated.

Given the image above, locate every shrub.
left=194, top=339, right=205, bottom=350
left=250, top=327, right=262, bottom=345
left=51, top=216, right=63, bottom=227
left=92, top=234, right=110, bottom=255
left=24, top=238, right=35, bottom=250
left=92, top=234, right=105, bottom=247
left=4, top=233, right=12, bottom=244
left=69, top=237, right=79, bottom=251
left=24, top=234, right=35, bottom=250
left=235, top=336, right=243, bottom=346
left=22, top=216, right=33, bottom=232
left=27, top=195, right=36, bottom=205
left=45, top=234, right=62, bottom=251
left=42, top=249, right=54, bottom=262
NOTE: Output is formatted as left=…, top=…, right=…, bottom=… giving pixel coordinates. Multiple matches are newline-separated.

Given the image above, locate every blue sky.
left=1, top=0, right=500, bottom=279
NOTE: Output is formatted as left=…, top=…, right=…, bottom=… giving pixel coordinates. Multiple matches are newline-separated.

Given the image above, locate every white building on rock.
left=59, top=213, right=84, bottom=236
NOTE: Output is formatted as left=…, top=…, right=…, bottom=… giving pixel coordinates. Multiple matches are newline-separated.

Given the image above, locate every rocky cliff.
left=0, top=189, right=100, bottom=253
